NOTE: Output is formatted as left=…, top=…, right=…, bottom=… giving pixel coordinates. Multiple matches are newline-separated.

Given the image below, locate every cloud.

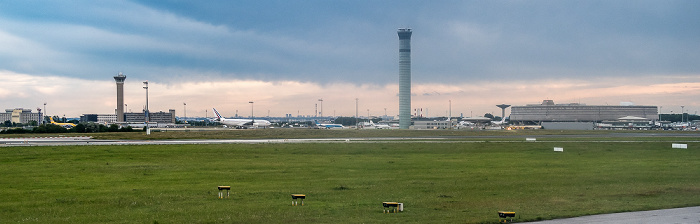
left=0, top=1, right=699, bottom=118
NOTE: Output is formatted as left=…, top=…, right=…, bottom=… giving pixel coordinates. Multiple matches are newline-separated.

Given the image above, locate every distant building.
left=1, top=108, right=42, bottom=124
left=125, top=109, right=176, bottom=123
left=541, top=122, right=595, bottom=130
left=414, top=120, right=451, bottom=129
left=80, top=114, right=117, bottom=124
left=510, top=100, right=658, bottom=124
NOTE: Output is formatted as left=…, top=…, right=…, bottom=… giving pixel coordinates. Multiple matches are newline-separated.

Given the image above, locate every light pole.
left=249, top=101, right=254, bottom=122
left=681, top=105, right=685, bottom=123
left=125, top=104, right=128, bottom=113
left=43, top=102, right=47, bottom=124
left=143, top=81, right=150, bottom=135
left=355, top=98, right=359, bottom=129
left=183, top=102, right=187, bottom=123
left=449, top=100, right=452, bottom=129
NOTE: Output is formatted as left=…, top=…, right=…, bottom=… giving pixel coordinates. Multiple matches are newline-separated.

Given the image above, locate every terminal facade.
left=80, top=114, right=117, bottom=124
left=1, top=108, right=42, bottom=125
left=124, top=110, right=176, bottom=123
left=510, top=100, right=658, bottom=124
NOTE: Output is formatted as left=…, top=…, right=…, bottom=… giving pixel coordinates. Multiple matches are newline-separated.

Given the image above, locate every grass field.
left=1, top=139, right=699, bottom=223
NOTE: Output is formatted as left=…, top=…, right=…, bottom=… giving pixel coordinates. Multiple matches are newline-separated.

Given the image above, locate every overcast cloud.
left=0, top=0, right=698, bottom=117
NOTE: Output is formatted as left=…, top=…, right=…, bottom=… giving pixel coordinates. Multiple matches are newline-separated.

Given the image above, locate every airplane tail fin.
left=212, top=108, right=223, bottom=120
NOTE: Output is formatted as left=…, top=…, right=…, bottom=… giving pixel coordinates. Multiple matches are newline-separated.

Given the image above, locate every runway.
left=526, top=206, right=700, bottom=224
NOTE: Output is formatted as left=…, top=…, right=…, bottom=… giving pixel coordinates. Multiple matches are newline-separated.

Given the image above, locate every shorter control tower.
left=496, top=104, right=511, bottom=119
left=114, top=72, right=126, bottom=122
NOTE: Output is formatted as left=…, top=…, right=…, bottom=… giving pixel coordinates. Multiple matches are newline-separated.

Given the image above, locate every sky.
left=1, top=0, right=699, bottom=118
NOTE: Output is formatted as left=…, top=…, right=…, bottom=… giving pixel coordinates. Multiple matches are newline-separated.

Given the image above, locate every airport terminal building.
left=80, top=114, right=117, bottom=124
left=510, top=100, right=658, bottom=124
left=1, top=108, right=42, bottom=125
left=124, top=110, right=176, bottom=123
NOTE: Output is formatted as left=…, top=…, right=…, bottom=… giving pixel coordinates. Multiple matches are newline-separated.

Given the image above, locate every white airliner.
left=491, top=116, right=508, bottom=125
left=315, top=120, right=344, bottom=129
left=369, top=120, right=391, bottom=129
left=212, top=108, right=271, bottom=128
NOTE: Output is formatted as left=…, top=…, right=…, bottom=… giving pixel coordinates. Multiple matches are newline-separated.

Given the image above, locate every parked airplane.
left=49, top=117, right=76, bottom=128
left=315, top=120, right=344, bottom=129
left=369, top=120, right=391, bottom=129
left=491, top=116, right=508, bottom=125
left=212, top=108, right=271, bottom=128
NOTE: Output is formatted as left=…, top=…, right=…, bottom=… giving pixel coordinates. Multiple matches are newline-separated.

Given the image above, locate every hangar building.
left=510, top=100, right=658, bottom=124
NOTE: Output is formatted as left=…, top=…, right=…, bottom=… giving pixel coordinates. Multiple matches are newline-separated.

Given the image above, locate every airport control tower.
left=114, top=72, right=126, bottom=122
left=398, top=28, right=412, bottom=129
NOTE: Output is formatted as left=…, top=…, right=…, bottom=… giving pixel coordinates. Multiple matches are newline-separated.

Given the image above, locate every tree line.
left=1, top=123, right=136, bottom=134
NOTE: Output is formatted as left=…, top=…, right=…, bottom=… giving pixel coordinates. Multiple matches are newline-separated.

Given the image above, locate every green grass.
left=1, top=141, right=699, bottom=223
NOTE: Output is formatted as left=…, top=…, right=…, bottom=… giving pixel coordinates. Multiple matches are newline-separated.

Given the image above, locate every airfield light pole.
left=449, top=100, right=452, bottom=129
left=183, top=102, right=187, bottom=123
left=125, top=104, right=128, bottom=113
left=43, top=102, right=47, bottom=124
left=367, top=109, right=370, bottom=120
left=355, top=98, right=359, bottom=130
left=681, top=106, right=685, bottom=123
left=143, top=81, right=150, bottom=135
left=249, top=101, right=254, bottom=122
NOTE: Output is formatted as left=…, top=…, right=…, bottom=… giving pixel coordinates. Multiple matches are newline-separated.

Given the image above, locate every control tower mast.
left=114, top=72, right=126, bottom=122
left=397, top=28, right=412, bottom=129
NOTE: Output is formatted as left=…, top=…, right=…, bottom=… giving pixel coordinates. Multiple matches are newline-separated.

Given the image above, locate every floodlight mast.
left=249, top=101, right=254, bottom=122
left=143, top=81, right=150, bottom=135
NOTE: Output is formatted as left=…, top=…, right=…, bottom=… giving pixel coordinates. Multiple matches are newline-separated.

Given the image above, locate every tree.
left=120, top=126, right=134, bottom=132
left=1, top=128, right=30, bottom=134
left=72, top=123, right=87, bottom=133
left=98, top=124, right=108, bottom=132
left=84, top=123, right=101, bottom=133
left=108, top=124, right=120, bottom=132
left=32, top=124, right=68, bottom=133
